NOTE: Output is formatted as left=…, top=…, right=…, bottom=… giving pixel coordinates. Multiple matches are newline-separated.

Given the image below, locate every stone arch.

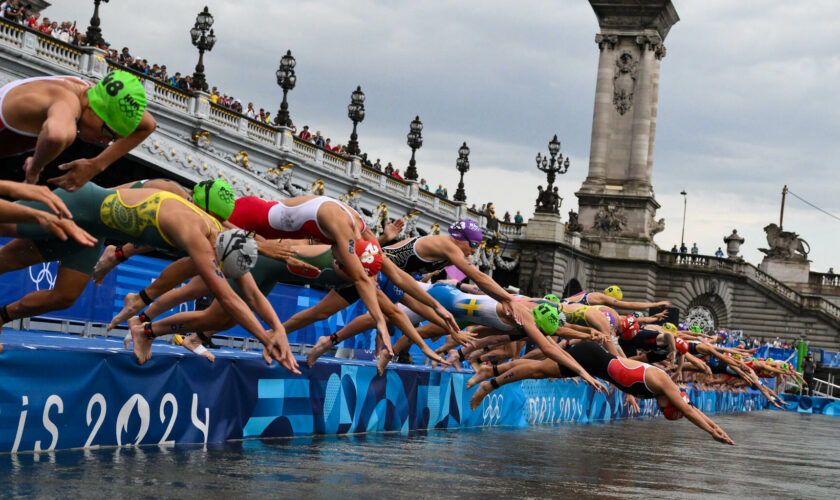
left=563, top=279, right=583, bottom=298
left=684, top=293, right=729, bottom=330
left=672, top=275, right=733, bottom=327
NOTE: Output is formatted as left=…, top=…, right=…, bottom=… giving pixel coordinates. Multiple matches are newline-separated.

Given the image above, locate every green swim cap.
left=532, top=302, right=563, bottom=336
left=690, top=325, right=702, bottom=334
left=193, top=179, right=236, bottom=221
left=87, top=70, right=147, bottom=137
left=544, top=293, right=561, bottom=303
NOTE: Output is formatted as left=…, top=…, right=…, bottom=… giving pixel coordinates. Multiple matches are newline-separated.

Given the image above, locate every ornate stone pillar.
left=576, top=1, right=678, bottom=258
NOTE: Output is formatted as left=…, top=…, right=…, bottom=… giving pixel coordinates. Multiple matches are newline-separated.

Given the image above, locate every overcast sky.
left=48, top=0, right=838, bottom=271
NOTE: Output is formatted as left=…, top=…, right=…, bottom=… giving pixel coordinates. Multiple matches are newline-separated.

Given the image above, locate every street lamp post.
left=405, top=115, right=423, bottom=181
left=680, top=190, right=688, bottom=246
left=453, top=142, right=470, bottom=202
left=346, top=86, right=365, bottom=156
left=534, top=134, right=570, bottom=214
left=189, top=6, right=216, bottom=93
left=274, top=50, right=297, bottom=127
left=84, top=0, right=109, bottom=48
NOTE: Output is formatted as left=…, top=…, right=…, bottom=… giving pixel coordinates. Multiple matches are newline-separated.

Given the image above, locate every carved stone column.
left=576, top=1, right=679, bottom=258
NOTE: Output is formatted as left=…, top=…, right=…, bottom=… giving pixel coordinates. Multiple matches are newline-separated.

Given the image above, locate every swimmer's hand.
left=37, top=213, right=98, bottom=246
left=433, top=304, right=461, bottom=337
left=581, top=373, right=608, bottom=394
left=264, top=330, right=301, bottom=375
left=49, top=158, right=103, bottom=192
left=376, top=327, right=394, bottom=358
left=450, top=328, right=477, bottom=347
left=505, top=300, right=524, bottom=326
left=0, top=180, right=72, bottom=218
left=380, top=218, right=405, bottom=242
left=712, top=427, right=735, bottom=446
left=23, top=156, right=43, bottom=185
left=625, top=394, right=641, bottom=415
left=256, top=240, right=320, bottom=273
left=421, top=346, right=450, bottom=368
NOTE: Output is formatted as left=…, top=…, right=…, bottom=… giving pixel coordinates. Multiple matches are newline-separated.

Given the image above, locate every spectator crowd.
left=6, top=3, right=527, bottom=219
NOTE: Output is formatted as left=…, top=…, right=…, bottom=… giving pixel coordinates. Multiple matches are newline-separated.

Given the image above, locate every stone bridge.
left=518, top=238, right=840, bottom=348
left=0, top=18, right=520, bottom=278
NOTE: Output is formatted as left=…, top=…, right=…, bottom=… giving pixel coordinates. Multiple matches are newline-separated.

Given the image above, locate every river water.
left=0, top=411, right=837, bottom=499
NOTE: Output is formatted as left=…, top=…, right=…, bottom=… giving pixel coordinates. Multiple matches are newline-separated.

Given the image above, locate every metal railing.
left=809, top=377, right=840, bottom=399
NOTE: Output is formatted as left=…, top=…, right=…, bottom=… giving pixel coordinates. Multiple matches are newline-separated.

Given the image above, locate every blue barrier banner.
left=771, top=394, right=840, bottom=416
left=0, top=238, right=378, bottom=349
left=0, top=330, right=767, bottom=453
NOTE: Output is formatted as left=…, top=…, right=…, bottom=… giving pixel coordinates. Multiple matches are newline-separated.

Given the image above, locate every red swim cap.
left=662, top=391, right=690, bottom=420
left=355, top=239, right=383, bottom=277
left=620, top=315, right=639, bottom=340
left=675, top=337, right=689, bottom=354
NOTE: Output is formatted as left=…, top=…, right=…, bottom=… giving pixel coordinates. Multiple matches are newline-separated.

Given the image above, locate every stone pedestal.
left=524, top=212, right=565, bottom=243
left=586, top=236, right=659, bottom=261
left=576, top=1, right=679, bottom=254
left=759, top=257, right=810, bottom=284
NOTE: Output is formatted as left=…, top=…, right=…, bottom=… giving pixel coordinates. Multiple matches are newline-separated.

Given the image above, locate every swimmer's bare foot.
left=0, top=322, right=4, bottom=354
left=470, top=380, right=493, bottom=410
left=377, top=350, right=393, bottom=376
left=93, top=245, right=119, bottom=286
left=182, top=333, right=215, bottom=362
left=123, top=331, right=132, bottom=350
left=307, top=336, right=332, bottom=368
left=109, top=292, right=145, bottom=331
left=129, top=316, right=153, bottom=365
left=466, top=364, right=493, bottom=389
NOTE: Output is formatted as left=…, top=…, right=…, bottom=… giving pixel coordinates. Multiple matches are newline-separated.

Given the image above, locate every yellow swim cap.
left=604, top=285, right=623, bottom=300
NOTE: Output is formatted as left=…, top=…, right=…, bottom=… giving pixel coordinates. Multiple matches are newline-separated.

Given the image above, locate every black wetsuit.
left=337, top=236, right=448, bottom=303
left=557, top=341, right=657, bottom=399
left=619, top=327, right=661, bottom=357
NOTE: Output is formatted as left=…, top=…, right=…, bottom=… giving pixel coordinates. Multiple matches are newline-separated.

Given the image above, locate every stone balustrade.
left=811, top=272, right=840, bottom=288
left=655, top=251, right=839, bottom=323
left=0, top=18, right=523, bottom=254
left=656, top=251, right=738, bottom=272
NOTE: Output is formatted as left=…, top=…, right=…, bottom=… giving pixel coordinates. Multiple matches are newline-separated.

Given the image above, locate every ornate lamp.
left=405, top=115, right=423, bottom=181
left=190, top=6, right=216, bottom=92
left=534, top=134, right=570, bottom=213
left=274, top=50, right=297, bottom=127
left=453, top=142, right=470, bottom=202
left=346, top=86, right=366, bottom=156
left=84, top=0, right=109, bottom=48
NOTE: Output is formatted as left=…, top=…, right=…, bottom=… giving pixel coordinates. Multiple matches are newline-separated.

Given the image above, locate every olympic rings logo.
left=482, top=394, right=503, bottom=425
left=28, top=262, right=56, bottom=291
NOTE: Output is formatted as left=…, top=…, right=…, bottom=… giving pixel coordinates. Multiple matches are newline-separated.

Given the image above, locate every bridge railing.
left=810, top=272, right=840, bottom=288
left=656, top=251, right=840, bottom=324
left=0, top=17, right=521, bottom=253
left=656, top=251, right=738, bottom=272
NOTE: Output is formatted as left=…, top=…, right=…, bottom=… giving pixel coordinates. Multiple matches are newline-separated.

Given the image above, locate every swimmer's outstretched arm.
left=49, top=111, right=156, bottom=191
left=380, top=258, right=459, bottom=335
left=235, top=272, right=300, bottom=374
left=515, top=303, right=606, bottom=393
left=649, top=370, right=735, bottom=445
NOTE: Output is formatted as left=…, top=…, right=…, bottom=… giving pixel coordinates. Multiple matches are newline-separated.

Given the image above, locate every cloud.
left=46, top=0, right=839, bottom=271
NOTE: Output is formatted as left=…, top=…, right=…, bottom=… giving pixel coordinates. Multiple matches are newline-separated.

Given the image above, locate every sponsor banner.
left=0, top=335, right=767, bottom=453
